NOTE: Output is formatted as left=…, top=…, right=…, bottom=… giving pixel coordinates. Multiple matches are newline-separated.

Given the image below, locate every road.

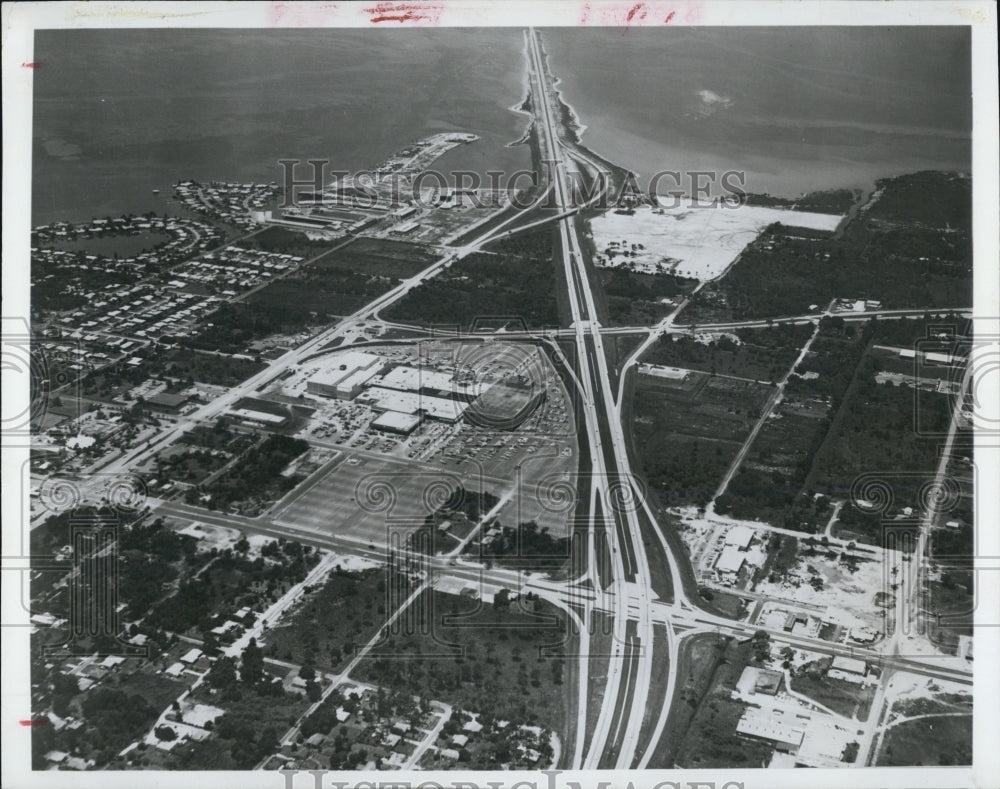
left=522, top=28, right=682, bottom=769
left=37, top=27, right=978, bottom=771
left=84, top=177, right=563, bottom=488
left=148, top=497, right=973, bottom=695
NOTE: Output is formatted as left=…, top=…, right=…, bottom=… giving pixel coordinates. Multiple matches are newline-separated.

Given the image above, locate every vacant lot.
left=385, top=229, right=559, bottom=330
left=147, top=539, right=319, bottom=635
left=598, top=268, right=695, bottom=326
left=671, top=636, right=775, bottom=768
left=264, top=566, right=409, bottom=671
left=187, top=239, right=440, bottom=353
left=646, top=633, right=722, bottom=768
left=645, top=323, right=815, bottom=383
left=877, top=714, right=972, bottom=766
left=790, top=658, right=877, bottom=719
left=715, top=319, right=871, bottom=531
left=153, top=445, right=232, bottom=487
left=202, top=434, right=309, bottom=513
left=631, top=371, right=774, bottom=507
left=592, top=202, right=842, bottom=281
left=681, top=172, right=971, bottom=323
left=313, top=237, right=439, bottom=280
left=160, top=347, right=265, bottom=387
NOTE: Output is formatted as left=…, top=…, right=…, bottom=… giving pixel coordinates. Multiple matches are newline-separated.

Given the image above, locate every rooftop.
left=830, top=656, right=867, bottom=675
left=715, top=544, right=746, bottom=574
left=724, top=525, right=755, bottom=549
left=737, top=708, right=806, bottom=747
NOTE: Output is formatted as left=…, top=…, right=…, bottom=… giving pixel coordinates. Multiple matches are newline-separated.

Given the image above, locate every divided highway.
left=523, top=28, right=672, bottom=769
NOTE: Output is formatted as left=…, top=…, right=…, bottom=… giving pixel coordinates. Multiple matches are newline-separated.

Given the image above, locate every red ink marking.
left=20, top=718, right=49, bottom=726
left=664, top=10, right=676, bottom=23
left=22, top=61, right=39, bottom=68
left=580, top=2, right=592, bottom=24
left=625, top=3, right=648, bottom=24
left=369, top=2, right=442, bottom=25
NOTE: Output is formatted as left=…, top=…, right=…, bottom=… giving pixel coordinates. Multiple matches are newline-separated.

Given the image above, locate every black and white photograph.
left=2, top=2, right=997, bottom=788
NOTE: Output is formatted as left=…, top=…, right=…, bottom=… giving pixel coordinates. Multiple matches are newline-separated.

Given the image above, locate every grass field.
left=313, top=237, right=438, bottom=280
left=790, top=661, right=877, bottom=719
left=670, top=635, right=775, bottom=768
left=877, top=714, right=972, bottom=766
left=631, top=624, right=672, bottom=767
left=646, top=633, right=722, bottom=768
left=582, top=611, right=614, bottom=759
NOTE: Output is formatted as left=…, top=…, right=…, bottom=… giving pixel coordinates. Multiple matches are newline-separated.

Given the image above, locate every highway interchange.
left=36, top=28, right=975, bottom=772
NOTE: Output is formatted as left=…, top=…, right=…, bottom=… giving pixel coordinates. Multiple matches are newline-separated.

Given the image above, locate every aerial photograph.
left=6, top=5, right=990, bottom=783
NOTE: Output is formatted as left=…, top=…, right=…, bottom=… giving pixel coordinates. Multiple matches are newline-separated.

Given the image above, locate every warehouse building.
left=827, top=656, right=871, bottom=684
left=736, top=708, right=808, bottom=754
left=724, top=525, right=755, bottom=550
left=714, top=544, right=746, bottom=584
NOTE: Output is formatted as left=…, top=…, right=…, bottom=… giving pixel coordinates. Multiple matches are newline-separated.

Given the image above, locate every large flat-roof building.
left=374, top=365, right=484, bottom=402
left=146, top=391, right=192, bottom=414
left=357, top=386, right=466, bottom=422
left=371, top=410, right=423, bottom=435
left=828, top=656, right=870, bottom=684
left=724, top=525, right=755, bottom=550
left=714, top=544, right=746, bottom=583
left=307, top=351, right=385, bottom=400
left=736, top=708, right=808, bottom=754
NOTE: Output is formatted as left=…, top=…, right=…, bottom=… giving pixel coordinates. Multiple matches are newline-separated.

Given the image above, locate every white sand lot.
left=591, top=203, right=843, bottom=281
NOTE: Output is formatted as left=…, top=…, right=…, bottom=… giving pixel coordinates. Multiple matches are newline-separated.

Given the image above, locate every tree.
left=207, top=656, right=238, bottom=690
left=241, top=638, right=264, bottom=685
left=751, top=630, right=771, bottom=662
